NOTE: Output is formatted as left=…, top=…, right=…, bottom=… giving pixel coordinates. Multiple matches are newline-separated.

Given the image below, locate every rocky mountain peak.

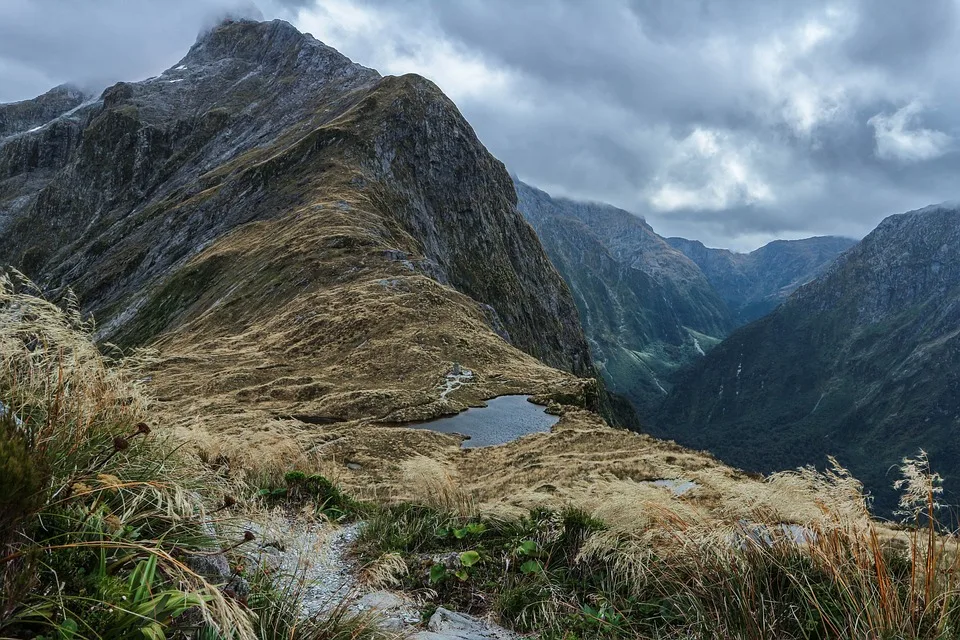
left=793, top=203, right=960, bottom=323
left=0, top=18, right=595, bottom=425
left=182, top=18, right=375, bottom=85
left=0, top=84, right=89, bottom=139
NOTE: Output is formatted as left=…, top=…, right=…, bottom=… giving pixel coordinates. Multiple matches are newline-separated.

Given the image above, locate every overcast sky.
left=3, top=0, right=959, bottom=250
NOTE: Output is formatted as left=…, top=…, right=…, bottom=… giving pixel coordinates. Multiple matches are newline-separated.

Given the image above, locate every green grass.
left=253, top=470, right=368, bottom=523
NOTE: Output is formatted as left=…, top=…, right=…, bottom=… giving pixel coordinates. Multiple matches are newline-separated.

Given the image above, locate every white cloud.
left=292, top=0, right=515, bottom=103
left=647, top=128, right=774, bottom=211
left=748, top=7, right=860, bottom=136
left=868, top=100, right=951, bottom=162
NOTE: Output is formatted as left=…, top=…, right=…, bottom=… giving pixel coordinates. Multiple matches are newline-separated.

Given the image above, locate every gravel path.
left=246, top=518, right=362, bottom=616
left=245, top=515, right=520, bottom=638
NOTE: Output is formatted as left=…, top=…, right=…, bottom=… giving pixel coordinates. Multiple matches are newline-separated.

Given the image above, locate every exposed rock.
left=243, top=519, right=362, bottom=617
left=0, top=84, right=88, bottom=139
left=351, top=590, right=420, bottom=631
left=412, top=607, right=519, bottom=640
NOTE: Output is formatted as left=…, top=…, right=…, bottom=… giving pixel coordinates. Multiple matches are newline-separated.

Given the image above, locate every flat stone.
left=352, top=590, right=420, bottom=631
left=356, top=590, right=406, bottom=611
left=410, top=607, right=519, bottom=639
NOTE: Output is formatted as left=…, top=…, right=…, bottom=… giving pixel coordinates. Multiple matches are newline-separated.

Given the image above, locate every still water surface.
left=416, top=395, right=559, bottom=448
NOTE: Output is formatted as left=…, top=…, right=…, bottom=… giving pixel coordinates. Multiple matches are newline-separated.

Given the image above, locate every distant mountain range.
left=515, top=179, right=853, bottom=414
left=667, top=235, right=857, bottom=324
left=657, top=204, right=960, bottom=514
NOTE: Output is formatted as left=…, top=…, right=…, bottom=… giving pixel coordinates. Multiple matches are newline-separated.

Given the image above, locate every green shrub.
left=258, top=470, right=362, bottom=521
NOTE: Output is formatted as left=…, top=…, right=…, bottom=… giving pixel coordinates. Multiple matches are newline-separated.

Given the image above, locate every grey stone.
left=410, top=607, right=519, bottom=640
left=352, top=591, right=420, bottom=631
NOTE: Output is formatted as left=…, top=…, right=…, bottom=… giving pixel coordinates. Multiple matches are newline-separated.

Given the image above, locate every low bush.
left=254, top=470, right=365, bottom=522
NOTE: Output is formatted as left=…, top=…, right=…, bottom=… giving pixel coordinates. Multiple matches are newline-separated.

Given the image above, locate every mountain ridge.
left=666, top=234, right=857, bottom=324
left=0, top=18, right=600, bottom=443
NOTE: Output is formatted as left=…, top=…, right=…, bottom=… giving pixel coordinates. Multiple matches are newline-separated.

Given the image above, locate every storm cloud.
left=3, top=0, right=959, bottom=249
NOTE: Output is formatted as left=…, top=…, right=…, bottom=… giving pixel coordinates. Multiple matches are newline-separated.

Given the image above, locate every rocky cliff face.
left=0, top=19, right=596, bottom=432
left=658, top=204, right=960, bottom=513
left=667, top=236, right=856, bottom=324
left=515, top=180, right=732, bottom=412
left=0, top=85, right=88, bottom=139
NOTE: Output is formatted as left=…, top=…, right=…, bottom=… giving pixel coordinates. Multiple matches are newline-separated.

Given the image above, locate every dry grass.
left=0, top=273, right=394, bottom=639
left=0, top=270, right=262, bottom=638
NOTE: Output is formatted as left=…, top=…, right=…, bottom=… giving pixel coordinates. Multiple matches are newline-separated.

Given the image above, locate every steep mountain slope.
left=0, top=18, right=598, bottom=436
left=667, top=235, right=856, bottom=324
left=658, top=204, right=960, bottom=513
left=515, top=180, right=733, bottom=411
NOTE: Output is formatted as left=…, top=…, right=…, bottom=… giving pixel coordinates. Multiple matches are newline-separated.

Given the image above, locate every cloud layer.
left=3, top=0, right=959, bottom=249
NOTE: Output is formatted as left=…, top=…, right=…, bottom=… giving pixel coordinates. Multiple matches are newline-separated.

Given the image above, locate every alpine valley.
left=5, top=15, right=960, bottom=640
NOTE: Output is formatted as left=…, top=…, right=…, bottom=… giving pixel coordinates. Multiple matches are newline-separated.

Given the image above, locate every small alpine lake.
left=413, top=395, right=559, bottom=448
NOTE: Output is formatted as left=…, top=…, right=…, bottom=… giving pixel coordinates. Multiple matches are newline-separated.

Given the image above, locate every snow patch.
left=175, top=65, right=188, bottom=71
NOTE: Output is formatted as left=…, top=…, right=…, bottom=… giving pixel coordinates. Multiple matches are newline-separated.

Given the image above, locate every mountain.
left=0, top=18, right=601, bottom=437
left=667, top=235, right=857, bottom=323
left=515, top=180, right=733, bottom=410
left=657, top=204, right=960, bottom=514
left=514, top=180, right=854, bottom=415
left=0, top=84, right=89, bottom=139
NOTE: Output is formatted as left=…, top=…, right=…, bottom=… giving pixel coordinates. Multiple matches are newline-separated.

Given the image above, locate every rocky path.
left=248, top=516, right=521, bottom=639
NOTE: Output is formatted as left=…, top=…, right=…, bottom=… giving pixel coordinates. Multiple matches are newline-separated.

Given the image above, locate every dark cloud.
left=2, top=0, right=959, bottom=249
left=843, top=0, right=958, bottom=69
left=318, top=0, right=960, bottom=248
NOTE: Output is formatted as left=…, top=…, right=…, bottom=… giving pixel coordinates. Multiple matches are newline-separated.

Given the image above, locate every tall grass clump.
left=357, top=454, right=960, bottom=639
left=0, top=272, right=257, bottom=639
